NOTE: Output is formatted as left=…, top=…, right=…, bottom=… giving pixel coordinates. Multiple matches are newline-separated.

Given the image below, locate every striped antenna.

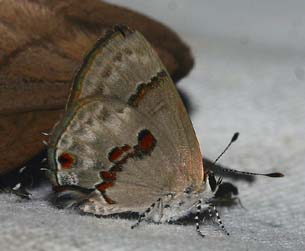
left=214, top=132, right=284, bottom=178
left=217, top=167, right=284, bottom=178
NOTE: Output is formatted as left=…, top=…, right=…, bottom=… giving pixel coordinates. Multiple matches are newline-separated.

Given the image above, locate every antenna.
left=213, top=132, right=284, bottom=178
left=213, top=132, right=239, bottom=165
left=218, top=167, right=284, bottom=178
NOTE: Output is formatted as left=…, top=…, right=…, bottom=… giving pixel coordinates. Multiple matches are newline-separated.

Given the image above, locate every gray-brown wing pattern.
left=67, top=25, right=204, bottom=189
left=49, top=97, right=189, bottom=212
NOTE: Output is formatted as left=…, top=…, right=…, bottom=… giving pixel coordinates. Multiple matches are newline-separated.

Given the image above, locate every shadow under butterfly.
left=45, top=25, right=283, bottom=237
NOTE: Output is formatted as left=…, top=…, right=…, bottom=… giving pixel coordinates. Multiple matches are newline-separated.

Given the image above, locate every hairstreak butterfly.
left=47, top=25, right=283, bottom=236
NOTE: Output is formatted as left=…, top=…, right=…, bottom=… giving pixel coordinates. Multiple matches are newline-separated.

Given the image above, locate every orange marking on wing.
left=128, top=70, right=167, bottom=107
left=108, top=145, right=131, bottom=162
left=96, top=182, right=114, bottom=192
left=109, top=148, right=123, bottom=162
left=96, top=129, right=157, bottom=203
left=58, top=153, right=74, bottom=169
left=95, top=182, right=116, bottom=204
left=103, top=194, right=116, bottom=204
left=100, top=171, right=116, bottom=181
left=138, top=130, right=156, bottom=153
left=122, top=145, right=131, bottom=152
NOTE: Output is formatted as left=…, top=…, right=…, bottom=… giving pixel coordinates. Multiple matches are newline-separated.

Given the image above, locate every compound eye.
left=58, top=152, right=74, bottom=169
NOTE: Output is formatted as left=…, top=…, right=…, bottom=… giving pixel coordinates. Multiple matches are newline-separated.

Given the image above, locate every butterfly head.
left=207, top=171, right=223, bottom=194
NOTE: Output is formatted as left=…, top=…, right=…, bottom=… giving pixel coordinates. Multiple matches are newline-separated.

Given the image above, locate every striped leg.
left=195, top=201, right=230, bottom=237
left=209, top=204, right=230, bottom=236
left=208, top=206, right=213, bottom=218
left=131, top=198, right=161, bottom=229
left=131, top=193, right=174, bottom=229
left=195, top=199, right=205, bottom=237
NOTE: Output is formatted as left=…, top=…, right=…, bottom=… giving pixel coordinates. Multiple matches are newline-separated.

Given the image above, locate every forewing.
left=67, top=25, right=203, bottom=187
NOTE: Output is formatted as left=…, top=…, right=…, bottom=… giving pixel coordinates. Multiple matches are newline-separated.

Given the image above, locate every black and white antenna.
left=213, top=132, right=284, bottom=178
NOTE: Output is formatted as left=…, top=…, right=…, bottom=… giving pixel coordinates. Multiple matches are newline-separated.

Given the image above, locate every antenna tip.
left=266, top=172, right=284, bottom=178
left=231, top=132, right=239, bottom=142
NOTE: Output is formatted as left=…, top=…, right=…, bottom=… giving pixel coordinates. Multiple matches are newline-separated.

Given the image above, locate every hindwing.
left=67, top=25, right=203, bottom=186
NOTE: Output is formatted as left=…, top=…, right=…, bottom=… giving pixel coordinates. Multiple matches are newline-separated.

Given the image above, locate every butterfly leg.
left=194, top=199, right=205, bottom=237
left=208, top=204, right=230, bottom=236
left=194, top=201, right=230, bottom=237
left=131, top=193, right=175, bottom=229
left=131, top=198, right=161, bottom=229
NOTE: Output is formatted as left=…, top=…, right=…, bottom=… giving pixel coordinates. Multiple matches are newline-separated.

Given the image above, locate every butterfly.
left=47, top=25, right=283, bottom=237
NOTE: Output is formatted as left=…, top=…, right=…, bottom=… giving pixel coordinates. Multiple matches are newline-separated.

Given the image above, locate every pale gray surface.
left=1, top=1, right=305, bottom=250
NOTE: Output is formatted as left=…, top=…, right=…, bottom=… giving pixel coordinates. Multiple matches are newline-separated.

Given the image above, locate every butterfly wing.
left=48, top=97, right=190, bottom=212
left=67, top=25, right=204, bottom=187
